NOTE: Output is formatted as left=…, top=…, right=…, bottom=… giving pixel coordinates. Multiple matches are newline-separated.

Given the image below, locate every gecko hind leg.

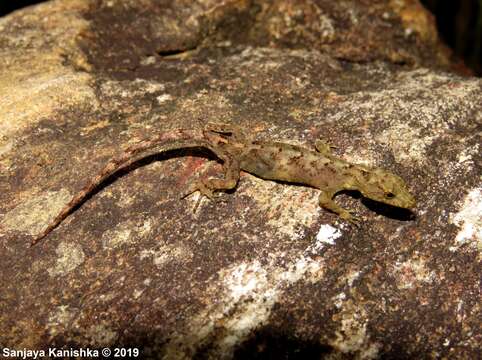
left=314, top=139, right=336, bottom=156
left=183, top=177, right=238, bottom=212
left=182, top=155, right=241, bottom=211
left=318, top=190, right=360, bottom=226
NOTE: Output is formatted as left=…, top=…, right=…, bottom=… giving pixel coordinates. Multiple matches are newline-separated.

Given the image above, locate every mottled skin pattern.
left=31, top=123, right=416, bottom=246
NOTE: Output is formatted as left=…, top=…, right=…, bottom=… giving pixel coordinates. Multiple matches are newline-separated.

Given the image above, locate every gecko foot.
left=339, top=210, right=361, bottom=227
left=181, top=179, right=229, bottom=212
left=315, top=139, right=337, bottom=155
left=182, top=180, right=215, bottom=200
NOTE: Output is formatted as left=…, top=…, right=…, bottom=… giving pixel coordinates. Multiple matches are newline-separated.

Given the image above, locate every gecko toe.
left=339, top=210, right=361, bottom=227
left=351, top=216, right=362, bottom=227
left=349, top=217, right=361, bottom=227
left=182, top=180, right=216, bottom=200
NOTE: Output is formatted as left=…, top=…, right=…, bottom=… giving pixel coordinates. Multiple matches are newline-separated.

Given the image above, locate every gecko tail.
left=29, top=131, right=208, bottom=247
left=28, top=139, right=165, bottom=247
left=29, top=157, right=129, bottom=247
left=30, top=229, right=49, bottom=247
left=30, top=202, right=80, bottom=247
left=30, top=221, right=59, bottom=247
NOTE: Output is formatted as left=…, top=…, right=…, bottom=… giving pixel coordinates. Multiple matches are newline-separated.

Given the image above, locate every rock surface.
left=0, top=0, right=480, bottom=359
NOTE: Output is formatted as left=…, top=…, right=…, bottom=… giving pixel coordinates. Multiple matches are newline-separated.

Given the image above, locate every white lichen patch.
left=376, top=122, right=435, bottom=163
left=342, top=270, right=362, bottom=287
left=449, top=188, right=482, bottom=252
left=0, top=136, right=14, bottom=158
left=176, top=91, right=234, bottom=122
left=115, top=187, right=137, bottom=208
left=139, top=56, right=157, bottom=66
left=308, top=224, right=343, bottom=254
left=288, top=107, right=318, bottom=123
left=133, top=78, right=165, bottom=93
left=457, top=143, right=479, bottom=170
left=391, top=257, right=436, bottom=290
left=318, top=14, right=336, bottom=41
left=341, top=145, right=378, bottom=168
left=163, top=251, right=325, bottom=359
left=153, top=243, right=192, bottom=269
left=334, top=69, right=482, bottom=164
left=286, top=256, right=326, bottom=284
left=157, top=93, right=173, bottom=104
left=138, top=218, right=154, bottom=237
left=222, top=261, right=271, bottom=302
left=99, top=79, right=164, bottom=103
left=100, top=217, right=152, bottom=250
left=1, top=189, right=71, bottom=235
left=47, top=305, right=76, bottom=336
left=101, top=221, right=136, bottom=249
left=332, top=292, right=347, bottom=309
left=242, top=175, right=320, bottom=240
left=85, top=322, right=117, bottom=346
left=0, top=70, right=97, bottom=142
left=132, top=288, right=144, bottom=299
left=140, top=242, right=192, bottom=269
left=79, top=118, right=111, bottom=135
left=328, top=301, right=381, bottom=359
left=48, top=242, right=85, bottom=277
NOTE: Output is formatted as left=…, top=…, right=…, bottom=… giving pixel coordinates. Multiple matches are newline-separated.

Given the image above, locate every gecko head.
left=358, top=168, right=416, bottom=209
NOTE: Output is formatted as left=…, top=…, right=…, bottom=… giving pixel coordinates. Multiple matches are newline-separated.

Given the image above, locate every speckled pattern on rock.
left=0, top=0, right=480, bottom=359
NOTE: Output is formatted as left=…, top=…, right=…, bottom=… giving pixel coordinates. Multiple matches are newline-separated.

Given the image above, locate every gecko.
left=31, top=123, right=416, bottom=246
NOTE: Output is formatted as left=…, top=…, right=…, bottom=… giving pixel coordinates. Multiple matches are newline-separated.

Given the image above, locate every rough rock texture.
left=0, top=0, right=480, bottom=359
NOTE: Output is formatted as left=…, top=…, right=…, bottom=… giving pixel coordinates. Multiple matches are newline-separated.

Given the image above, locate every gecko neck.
left=346, top=164, right=374, bottom=191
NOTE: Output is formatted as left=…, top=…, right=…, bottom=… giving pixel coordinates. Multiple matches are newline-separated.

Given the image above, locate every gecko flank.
left=31, top=123, right=416, bottom=246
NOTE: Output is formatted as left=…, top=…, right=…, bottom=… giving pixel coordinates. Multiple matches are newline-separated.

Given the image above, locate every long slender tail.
left=30, top=129, right=215, bottom=246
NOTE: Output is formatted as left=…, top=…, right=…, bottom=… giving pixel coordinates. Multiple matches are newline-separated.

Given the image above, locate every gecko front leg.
left=314, top=139, right=336, bottom=156
left=318, top=189, right=360, bottom=225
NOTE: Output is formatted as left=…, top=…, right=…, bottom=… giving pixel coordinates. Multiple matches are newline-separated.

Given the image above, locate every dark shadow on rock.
left=335, top=189, right=363, bottom=200
left=48, top=325, right=335, bottom=360
left=0, top=0, right=47, bottom=17
left=335, top=190, right=415, bottom=222
left=361, top=197, right=416, bottom=221
left=232, top=327, right=334, bottom=360
left=324, top=189, right=415, bottom=223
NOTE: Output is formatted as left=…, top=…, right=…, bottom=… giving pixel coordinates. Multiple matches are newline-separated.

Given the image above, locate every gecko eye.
left=385, top=192, right=395, bottom=199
